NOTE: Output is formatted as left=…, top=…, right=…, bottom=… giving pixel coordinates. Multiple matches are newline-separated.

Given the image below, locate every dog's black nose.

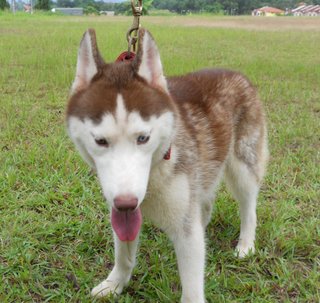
left=114, top=195, right=138, bottom=211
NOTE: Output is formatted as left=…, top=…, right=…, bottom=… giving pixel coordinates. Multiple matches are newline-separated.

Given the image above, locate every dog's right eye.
left=137, top=135, right=150, bottom=145
left=95, top=138, right=109, bottom=147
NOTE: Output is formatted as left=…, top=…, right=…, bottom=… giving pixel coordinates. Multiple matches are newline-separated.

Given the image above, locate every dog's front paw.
left=91, top=279, right=125, bottom=298
left=235, top=240, right=255, bottom=258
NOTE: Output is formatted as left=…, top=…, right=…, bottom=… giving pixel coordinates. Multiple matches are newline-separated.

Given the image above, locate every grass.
left=1, top=12, right=319, bottom=303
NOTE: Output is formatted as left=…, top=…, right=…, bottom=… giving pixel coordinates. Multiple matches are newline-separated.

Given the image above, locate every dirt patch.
left=143, top=16, right=320, bottom=31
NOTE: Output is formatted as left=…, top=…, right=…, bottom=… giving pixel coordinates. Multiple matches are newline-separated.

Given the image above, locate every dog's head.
left=66, top=29, right=175, bottom=241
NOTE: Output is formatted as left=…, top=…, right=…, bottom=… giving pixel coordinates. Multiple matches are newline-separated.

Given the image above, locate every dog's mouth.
left=111, top=207, right=142, bottom=242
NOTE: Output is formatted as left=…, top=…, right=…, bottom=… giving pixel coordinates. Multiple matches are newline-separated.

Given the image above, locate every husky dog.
left=66, top=28, right=268, bottom=302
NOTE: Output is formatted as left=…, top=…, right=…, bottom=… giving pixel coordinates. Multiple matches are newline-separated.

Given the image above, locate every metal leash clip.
left=126, top=0, right=143, bottom=54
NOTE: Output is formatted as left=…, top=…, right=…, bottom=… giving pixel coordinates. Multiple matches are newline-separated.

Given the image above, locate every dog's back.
left=168, top=68, right=267, bottom=181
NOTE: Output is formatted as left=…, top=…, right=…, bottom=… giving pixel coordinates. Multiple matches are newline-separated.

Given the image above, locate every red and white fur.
left=66, top=28, right=268, bottom=303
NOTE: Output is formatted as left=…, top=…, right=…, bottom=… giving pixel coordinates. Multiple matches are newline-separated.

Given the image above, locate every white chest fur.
left=141, top=166, right=190, bottom=235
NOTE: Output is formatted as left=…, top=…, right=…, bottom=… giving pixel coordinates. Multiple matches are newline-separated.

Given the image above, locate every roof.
left=254, top=6, right=284, bottom=14
left=292, top=5, right=320, bottom=13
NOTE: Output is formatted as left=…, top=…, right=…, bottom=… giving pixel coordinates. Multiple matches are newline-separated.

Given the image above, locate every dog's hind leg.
left=91, top=233, right=139, bottom=298
left=225, top=124, right=268, bottom=258
left=225, top=155, right=259, bottom=257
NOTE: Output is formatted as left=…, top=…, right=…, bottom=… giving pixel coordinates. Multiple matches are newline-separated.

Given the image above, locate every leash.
left=116, top=0, right=142, bottom=62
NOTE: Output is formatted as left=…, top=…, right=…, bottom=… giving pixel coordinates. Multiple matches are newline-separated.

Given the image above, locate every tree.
left=35, top=0, right=50, bottom=10
left=142, top=0, right=153, bottom=14
left=84, top=5, right=98, bottom=14
left=57, top=0, right=76, bottom=8
left=219, top=0, right=238, bottom=15
left=0, top=0, right=9, bottom=10
left=236, top=0, right=258, bottom=14
left=204, top=2, right=224, bottom=13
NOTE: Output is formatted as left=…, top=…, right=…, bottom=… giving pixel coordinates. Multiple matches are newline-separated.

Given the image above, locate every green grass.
left=1, top=13, right=319, bottom=302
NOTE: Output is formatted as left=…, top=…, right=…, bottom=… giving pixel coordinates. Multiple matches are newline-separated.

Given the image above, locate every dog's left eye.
left=137, top=135, right=150, bottom=145
left=95, top=138, right=109, bottom=147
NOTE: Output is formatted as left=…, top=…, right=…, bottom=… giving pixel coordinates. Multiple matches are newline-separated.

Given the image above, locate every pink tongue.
left=111, top=207, right=142, bottom=242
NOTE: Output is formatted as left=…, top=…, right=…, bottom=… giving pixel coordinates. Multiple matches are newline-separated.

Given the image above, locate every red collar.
left=115, top=51, right=136, bottom=62
left=164, top=146, right=171, bottom=160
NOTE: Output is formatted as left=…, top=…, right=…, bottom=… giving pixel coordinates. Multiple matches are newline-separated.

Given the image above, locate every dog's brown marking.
left=67, top=62, right=174, bottom=123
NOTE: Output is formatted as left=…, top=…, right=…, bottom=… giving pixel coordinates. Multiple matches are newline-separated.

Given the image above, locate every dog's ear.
left=71, top=29, right=104, bottom=94
left=135, top=29, right=168, bottom=92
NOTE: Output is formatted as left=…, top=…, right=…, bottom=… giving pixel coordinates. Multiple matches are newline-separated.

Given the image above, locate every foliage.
left=0, top=0, right=9, bottom=10
left=53, top=0, right=152, bottom=15
left=84, top=4, right=98, bottom=14
left=117, top=0, right=153, bottom=15
left=56, top=0, right=77, bottom=8
left=142, top=0, right=153, bottom=15
left=35, top=0, right=50, bottom=10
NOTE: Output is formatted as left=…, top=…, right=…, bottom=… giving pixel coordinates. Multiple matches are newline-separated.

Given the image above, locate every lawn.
left=0, top=13, right=319, bottom=302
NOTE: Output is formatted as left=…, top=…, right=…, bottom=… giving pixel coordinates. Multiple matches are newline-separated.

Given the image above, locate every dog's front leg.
left=91, top=233, right=139, bottom=298
left=172, top=221, right=206, bottom=303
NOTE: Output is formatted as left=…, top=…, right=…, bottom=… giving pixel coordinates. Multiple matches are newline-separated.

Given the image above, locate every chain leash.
left=115, top=0, right=142, bottom=62
left=126, top=0, right=143, bottom=55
